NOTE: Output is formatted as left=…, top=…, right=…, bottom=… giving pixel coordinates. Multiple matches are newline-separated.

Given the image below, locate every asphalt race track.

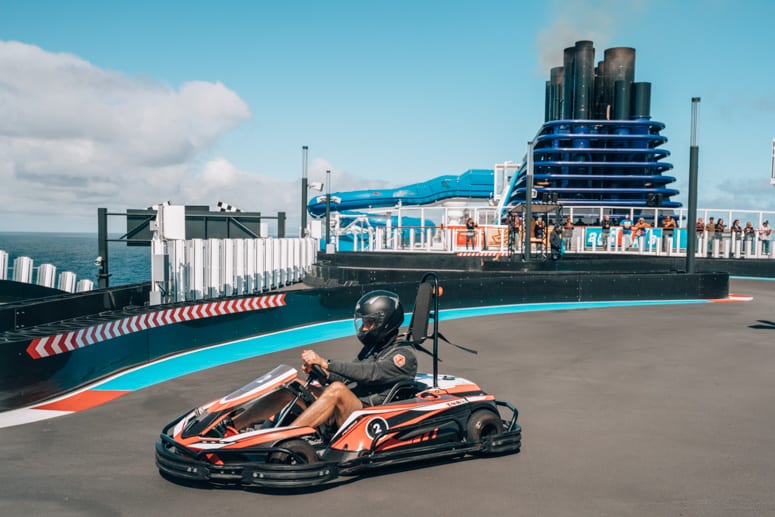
left=2, top=278, right=775, bottom=517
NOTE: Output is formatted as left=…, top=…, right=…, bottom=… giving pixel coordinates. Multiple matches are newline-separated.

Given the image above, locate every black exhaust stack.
left=561, top=47, right=575, bottom=119
left=631, top=82, right=652, bottom=119
left=573, top=41, right=595, bottom=119
left=544, top=42, right=652, bottom=123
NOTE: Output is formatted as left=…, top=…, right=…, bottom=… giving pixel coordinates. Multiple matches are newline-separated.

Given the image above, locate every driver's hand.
left=301, top=349, right=328, bottom=374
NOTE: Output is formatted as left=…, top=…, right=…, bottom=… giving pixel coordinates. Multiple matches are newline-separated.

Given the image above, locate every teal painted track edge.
left=96, top=298, right=710, bottom=392
left=730, top=275, right=775, bottom=282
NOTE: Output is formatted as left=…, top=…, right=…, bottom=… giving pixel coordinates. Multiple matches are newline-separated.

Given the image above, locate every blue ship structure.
left=506, top=41, right=679, bottom=210
left=307, top=40, right=680, bottom=220
left=306, top=168, right=495, bottom=218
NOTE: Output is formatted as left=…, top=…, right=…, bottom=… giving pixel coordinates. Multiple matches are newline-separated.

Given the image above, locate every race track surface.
left=2, top=278, right=775, bottom=517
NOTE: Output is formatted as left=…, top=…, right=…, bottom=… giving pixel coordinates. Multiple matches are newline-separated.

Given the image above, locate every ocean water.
left=0, top=232, right=150, bottom=286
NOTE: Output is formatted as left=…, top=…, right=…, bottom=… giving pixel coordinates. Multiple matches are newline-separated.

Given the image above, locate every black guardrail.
left=0, top=282, right=151, bottom=332
left=0, top=271, right=727, bottom=411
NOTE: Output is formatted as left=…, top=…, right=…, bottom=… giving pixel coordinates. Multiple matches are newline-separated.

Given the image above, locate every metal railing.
left=322, top=204, right=775, bottom=259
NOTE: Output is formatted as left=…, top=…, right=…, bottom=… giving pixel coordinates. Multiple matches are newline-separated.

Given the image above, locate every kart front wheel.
left=467, top=409, right=502, bottom=443
left=268, top=439, right=319, bottom=465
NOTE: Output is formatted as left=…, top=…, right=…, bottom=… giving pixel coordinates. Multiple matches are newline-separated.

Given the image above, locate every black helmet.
left=354, top=290, right=404, bottom=350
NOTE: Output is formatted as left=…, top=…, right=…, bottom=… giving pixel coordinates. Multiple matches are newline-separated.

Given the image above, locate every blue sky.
left=1, top=0, right=774, bottom=233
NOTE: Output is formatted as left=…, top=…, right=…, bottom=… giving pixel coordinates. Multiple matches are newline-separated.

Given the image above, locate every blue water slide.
left=307, top=169, right=495, bottom=217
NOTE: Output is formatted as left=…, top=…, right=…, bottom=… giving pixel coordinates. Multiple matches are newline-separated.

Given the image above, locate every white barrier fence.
left=150, top=237, right=318, bottom=305
left=345, top=224, right=774, bottom=260
left=0, top=250, right=94, bottom=293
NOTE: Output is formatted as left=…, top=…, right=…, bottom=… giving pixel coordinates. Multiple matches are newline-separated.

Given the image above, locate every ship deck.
left=1, top=277, right=773, bottom=516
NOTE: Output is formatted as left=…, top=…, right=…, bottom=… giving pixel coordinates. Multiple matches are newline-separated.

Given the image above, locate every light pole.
left=686, top=97, right=700, bottom=273
left=325, top=169, right=331, bottom=247
left=523, top=141, right=534, bottom=262
left=300, top=146, right=308, bottom=237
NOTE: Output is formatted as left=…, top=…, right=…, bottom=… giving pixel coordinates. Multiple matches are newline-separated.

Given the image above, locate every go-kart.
left=155, top=273, right=521, bottom=489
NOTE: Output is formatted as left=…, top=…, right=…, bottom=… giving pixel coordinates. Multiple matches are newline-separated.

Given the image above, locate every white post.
left=235, top=239, right=246, bottom=295
left=36, top=264, right=56, bottom=288
left=264, top=238, right=274, bottom=289
left=187, top=239, right=204, bottom=300
left=76, top=279, right=94, bottom=292
left=221, top=239, right=234, bottom=297
left=57, top=271, right=77, bottom=293
left=0, top=250, right=7, bottom=280
left=280, top=238, right=289, bottom=286
left=293, top=238, right=302, bottom=282
left=245, top=239, right=256, bottom=293
left=12, top=256, right=33, bottom=283
left=205, top=239, right=221, bottom=299
left=272, top=238, right=281, bottom=288
left=150, top=235, right=166, bottom=305
left=255, top=239, right=265, bottom=292
left=169, top=240, right=186, bottom=303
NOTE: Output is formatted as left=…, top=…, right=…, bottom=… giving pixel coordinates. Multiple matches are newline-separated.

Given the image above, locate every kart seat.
left=383, top=379, right=428, bottom=404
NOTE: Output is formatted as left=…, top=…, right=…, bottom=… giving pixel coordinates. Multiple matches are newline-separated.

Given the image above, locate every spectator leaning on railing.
left=730, top=219, right=742, bottom=257
left=714, top=219, right=725, bottom=251
left=601, top=214, right=612, bottom=250
left=696, top=217, right=705, bottom=251
left=705, top=217, right=715, bottom=256
left=743, top=221, right=756, bottom=255
left=534, top=216, right=546, bottom=257
left=631, top=217, right=651, bottom=248
left=562, top=216, right=574, bottom=251
left=662, top=214, right=676, bottom=252
left=759, top=220, right=771, bottom=256
left=620, top=215, right=633, bottom=248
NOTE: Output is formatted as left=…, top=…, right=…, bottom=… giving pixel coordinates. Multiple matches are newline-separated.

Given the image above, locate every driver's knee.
left=323, top=381, right=349, bottom=400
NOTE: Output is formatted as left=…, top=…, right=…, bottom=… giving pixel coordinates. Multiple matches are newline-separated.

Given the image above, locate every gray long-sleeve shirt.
left=327, top=342, right=418, bottom=406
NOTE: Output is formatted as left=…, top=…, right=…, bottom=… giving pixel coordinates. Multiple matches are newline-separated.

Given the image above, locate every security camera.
left=94, top=256, right=104, bottom=267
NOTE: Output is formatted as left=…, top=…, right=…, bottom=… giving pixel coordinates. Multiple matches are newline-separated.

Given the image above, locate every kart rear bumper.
left=481, top=424, right=522, bottom=454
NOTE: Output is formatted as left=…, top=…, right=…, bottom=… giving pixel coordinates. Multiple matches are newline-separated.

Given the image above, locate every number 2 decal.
left=365, top=417, right=389, bottom=439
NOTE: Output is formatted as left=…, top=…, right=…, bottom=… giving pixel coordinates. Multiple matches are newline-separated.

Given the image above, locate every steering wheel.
left=308, top=363, right=329, bottom=385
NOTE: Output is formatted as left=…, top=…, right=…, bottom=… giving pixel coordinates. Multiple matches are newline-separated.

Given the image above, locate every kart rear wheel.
left=267, top=439, right=319, bottom=465
left=467, top=409, right=502, bottom=442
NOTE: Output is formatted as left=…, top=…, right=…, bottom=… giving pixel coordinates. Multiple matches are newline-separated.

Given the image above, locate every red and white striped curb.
left=456, top=251, right=506, bottom=256
left=26, top=294, right=286, bottom=360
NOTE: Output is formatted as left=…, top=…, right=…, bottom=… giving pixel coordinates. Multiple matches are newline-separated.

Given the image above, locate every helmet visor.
left=355, top=314, right=381, bottom=337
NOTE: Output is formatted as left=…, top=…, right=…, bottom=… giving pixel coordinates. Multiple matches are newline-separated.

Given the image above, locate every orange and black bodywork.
left=155, top=273, right=521, bottom=489
left=155, top=366, right=520, bottom=489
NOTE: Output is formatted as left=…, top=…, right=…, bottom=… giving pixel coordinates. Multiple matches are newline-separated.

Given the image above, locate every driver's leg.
left=291, top=381, right=363, bottom=429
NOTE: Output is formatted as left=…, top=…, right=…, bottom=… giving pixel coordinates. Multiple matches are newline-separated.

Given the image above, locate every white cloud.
left=0, top=41, right=398, bottom=234
left=0, top=41, right=251, bottom=231
left=535, top=0, right=647, bottom=74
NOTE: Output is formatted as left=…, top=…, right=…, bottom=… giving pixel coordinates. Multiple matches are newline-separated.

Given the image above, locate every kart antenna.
left=419, top=272, right=441, bottom=388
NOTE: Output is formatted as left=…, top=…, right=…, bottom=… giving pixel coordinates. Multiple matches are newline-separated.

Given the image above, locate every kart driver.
left=292, top=290, right=418, bottom=430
